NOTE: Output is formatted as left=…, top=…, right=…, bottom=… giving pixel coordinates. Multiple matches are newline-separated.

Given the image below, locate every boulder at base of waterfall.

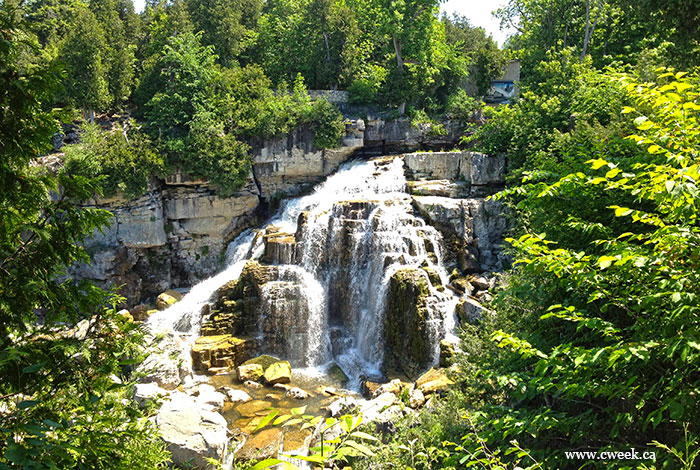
left=191, top=335, right=256, bottom=374
left=456, top=297, right=490, bottom=324
left=328, top=363, right=349, bottom=385
left=329, top=397, right=359, bottom=418
left=138, top=352, right=181, bottom=390
left=237, top=363, right=264, bottom=382
left=197, top=390, right=226, bottom=412
left=383, top=268, right=432, bottom=377
left=409, top=388, right=426, bottom=408
left=359, top=392, right=399, bottom=423
left=235, top=428, right=284, bottom=461
left=156, top=290, right=183, bottom=310
left=221, top=387, right=252, bottom=403
left=156, top=392, right=228, bottom=469
left=361, top=379, right=382, bottom=398
left=242, top=354, right=281, bottom=371
left=235, top=400, right=273, bottom=418
left=286, top=387, right=310, bottom=400
left=416, top=368, right=454, bottom=395
left=371, top=379, right=403, bottom=398
left=263, top=361, right=292, bottom=385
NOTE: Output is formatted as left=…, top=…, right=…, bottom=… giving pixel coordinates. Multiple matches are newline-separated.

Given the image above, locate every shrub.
left=62, top=121, right=165, bottom=199
left=306, top=98, right=345, bottom=149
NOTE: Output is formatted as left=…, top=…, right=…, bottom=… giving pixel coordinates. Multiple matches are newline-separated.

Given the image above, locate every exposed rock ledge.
left=70, top=118, right=465, bottom=305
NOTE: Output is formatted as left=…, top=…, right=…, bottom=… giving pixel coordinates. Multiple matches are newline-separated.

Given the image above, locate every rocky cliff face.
left=71, top=118, right=467, bottom=305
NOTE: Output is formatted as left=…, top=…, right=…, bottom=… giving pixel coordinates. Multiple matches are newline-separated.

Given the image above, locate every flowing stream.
left=148, top=156, right=460, bottom=387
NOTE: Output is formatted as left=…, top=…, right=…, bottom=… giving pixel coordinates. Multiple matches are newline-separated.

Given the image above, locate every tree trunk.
left=581, top=0, right=602, bottom=61
left=393, top=35, right=407, bottom=115
left=323, top=32, right=331, bottom=63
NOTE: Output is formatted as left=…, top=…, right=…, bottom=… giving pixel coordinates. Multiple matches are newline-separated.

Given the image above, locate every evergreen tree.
left=60, top=5, right=109, bottom=120
left=0, top=5, right=169, bottom=467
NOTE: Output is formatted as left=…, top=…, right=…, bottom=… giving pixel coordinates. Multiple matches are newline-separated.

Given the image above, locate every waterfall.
left=148, top=156, right=460, bottom=385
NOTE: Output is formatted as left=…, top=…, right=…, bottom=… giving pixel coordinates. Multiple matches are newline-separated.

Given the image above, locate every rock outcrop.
left=190, top=335, right=257, bottom=375
left=69, top=117, right=468, bottom=306
left=383, top=268, right=432, bottom=377
left=70, top=175, right=260, bottom=306
left=156, top=392, right=228, bottom=469
left=403, top=151, right=509, bottom=273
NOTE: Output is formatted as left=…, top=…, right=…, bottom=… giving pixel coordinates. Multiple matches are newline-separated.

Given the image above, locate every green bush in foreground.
left=356, top=70, right=700, bottom=470
left=0, top=6, right=169, bottom=467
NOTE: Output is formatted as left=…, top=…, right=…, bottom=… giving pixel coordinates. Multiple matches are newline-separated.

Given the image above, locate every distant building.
left=485, top=59, right=520, bottom=104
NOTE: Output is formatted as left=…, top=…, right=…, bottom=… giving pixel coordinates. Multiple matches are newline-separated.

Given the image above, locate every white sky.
left=440, top=0, right=511, bottom=47
left=132, top=0, right=511, bottom=47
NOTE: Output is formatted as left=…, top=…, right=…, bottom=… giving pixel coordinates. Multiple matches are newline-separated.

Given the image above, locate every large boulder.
left=263, top=361, right=292, bottom=385
left=156, top=289, right=183, bottom=310
left=383, top=268, right=432, bottom=377
left=237, top=363, right=264, bottom=382
left=133, top=383, right=168, bottom=408
left=191, top=335, right=256, bottom=374
left=156, top=392, right=228, bottom=469
left=138, top=352, right=182, bottom=390
left=235, top=428, right=284, bottom=461
left=416, top=368, right=454, bottom=395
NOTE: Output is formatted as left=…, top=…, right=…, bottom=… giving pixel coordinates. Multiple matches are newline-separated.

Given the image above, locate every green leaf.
left=17, top=400, right=40, bottom=410
left=248, top=458, right=297, bottom=470
left=589, top=158, right=609, bottom=170
left=273, top=415, right=291, bottom=426
left=292, top=455, right=326, bottom=464
left=254, top=410, right=279, bottom=431
left=613, top=207, right=633, bottom=217
left=598, top=256, right=616, bottom=269
left=342, top=439, right=375, bottom=456
left=119, top=358, right=142, bottom=365
left=290, top=406, right=307, bottom=416
left=21, top=364, right=42, bottom=374
left=605, top=168, right=621, bottom=179
left=350, top=431, right=379, bottom=441
left=282, top=418, right=304, bottom=427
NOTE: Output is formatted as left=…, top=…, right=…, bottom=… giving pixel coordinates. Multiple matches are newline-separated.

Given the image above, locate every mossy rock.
left=328, top=363, right=349, bottom=385
left=205, top=261, right=277, bottom=337
left=421, top=266, right=443, bottom=289
left=242, top=354, right=281, bottom=371
left=156, top=290, right=181, bottom=310
left=383, top=268, right=432, bottom=378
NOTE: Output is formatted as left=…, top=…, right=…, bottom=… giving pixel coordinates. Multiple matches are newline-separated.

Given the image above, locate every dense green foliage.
left=0, top=6, right=169, bottom=468
left=497, top=0, right=700, bottom=83
left=62, top=122, right=165, bottom=199
left=359, top=66, right=700, bottom=470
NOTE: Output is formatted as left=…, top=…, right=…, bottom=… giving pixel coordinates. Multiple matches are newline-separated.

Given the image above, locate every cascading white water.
left=148, top=156, right=461, bottom=385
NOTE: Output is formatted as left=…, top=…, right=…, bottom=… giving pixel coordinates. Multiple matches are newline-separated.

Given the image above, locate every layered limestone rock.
left=403, top=151, right=506, bottom=192
left=412, top=196, right=508, bottom=272
left=383, top=268, right=433, bottom=377
left=201, top=261, right=277, bottom=337
left=70, top=174, right=260, bottom=306
left=190, top=335, right=257, bottom=375
left=250, top=125, right=360, bottom=199
left=415, top=367, right=454, bottom=394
